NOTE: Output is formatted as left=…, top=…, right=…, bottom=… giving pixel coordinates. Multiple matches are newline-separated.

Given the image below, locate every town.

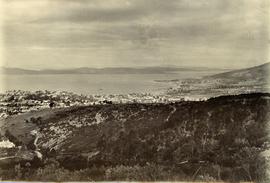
left=1, top=74, right=266, bottom=119
left=0, top=90, right=203, bottom=118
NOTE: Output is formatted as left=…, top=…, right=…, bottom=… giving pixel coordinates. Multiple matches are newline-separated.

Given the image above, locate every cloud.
left=5, top=0, right=225, bottom=24
left=26, top=0, right=184, bottom=24
left=2, top=0, right=269, bottom=69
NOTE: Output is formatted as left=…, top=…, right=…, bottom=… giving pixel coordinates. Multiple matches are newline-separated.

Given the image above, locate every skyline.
left=1, top=0, right=269, bottom=69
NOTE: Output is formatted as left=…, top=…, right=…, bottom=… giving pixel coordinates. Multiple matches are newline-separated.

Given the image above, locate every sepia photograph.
left=0, top=0, right=269, bottom=182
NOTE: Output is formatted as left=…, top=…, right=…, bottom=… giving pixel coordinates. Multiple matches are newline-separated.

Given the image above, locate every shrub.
left=105, top=163, right=175, bottom=181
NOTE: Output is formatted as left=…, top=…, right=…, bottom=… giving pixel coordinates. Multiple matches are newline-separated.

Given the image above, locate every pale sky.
left=0, top=0, right=269, bottom=69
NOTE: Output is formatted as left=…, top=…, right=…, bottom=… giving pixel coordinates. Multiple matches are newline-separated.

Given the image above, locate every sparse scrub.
left=0, top=93, right=269, bottom=181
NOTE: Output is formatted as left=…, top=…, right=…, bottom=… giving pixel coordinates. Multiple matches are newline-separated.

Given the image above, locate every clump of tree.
left=29, top=117, right=43, bottom=125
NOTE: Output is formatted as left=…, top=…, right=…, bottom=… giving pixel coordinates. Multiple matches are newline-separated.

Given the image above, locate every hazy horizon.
left=1, top=0, right=269, bottom=70
left=0, top=64, right=237, bottom=70
left=2, top=61, right=269, bottom=71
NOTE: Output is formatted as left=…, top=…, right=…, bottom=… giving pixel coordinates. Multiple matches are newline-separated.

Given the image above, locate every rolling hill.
left=0, top=93, right=269, bottom=181
left=167, top=62, right=270, bottom=97
left=206, top=62, right=270, bottom=82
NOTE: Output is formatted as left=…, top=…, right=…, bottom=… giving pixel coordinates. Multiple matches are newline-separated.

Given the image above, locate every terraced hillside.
left=1, top=93, right=270, bottom=181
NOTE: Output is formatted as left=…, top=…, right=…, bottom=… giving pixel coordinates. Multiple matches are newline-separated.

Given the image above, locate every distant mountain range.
left=0, top=66, right=226, bottom=75
left=1, top=63, right=269, bottom=81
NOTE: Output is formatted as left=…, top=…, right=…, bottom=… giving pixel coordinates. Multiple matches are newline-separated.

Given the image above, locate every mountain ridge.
left=0, top=66, right=228, bottom=75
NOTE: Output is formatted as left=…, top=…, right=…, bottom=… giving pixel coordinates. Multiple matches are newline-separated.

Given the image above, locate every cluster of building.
left=167, top=77, right=268, bottom=99
left=0, top=90, right=206, bottom=118
left=0, top=90, right=94, bottom=118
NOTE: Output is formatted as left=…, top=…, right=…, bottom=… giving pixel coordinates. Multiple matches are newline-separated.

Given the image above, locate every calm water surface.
left=0, top=71, right=219, bottom=95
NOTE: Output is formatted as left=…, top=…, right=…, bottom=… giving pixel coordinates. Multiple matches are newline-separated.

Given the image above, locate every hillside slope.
left=207, top=62, right=270, bottom=82
left=1, top=93, right=269, bottom=181
left=167, top=63, right=270, bottom=98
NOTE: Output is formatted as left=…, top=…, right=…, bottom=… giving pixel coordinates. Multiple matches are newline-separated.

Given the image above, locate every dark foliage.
left=1, top=93, right=269, bottom=181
